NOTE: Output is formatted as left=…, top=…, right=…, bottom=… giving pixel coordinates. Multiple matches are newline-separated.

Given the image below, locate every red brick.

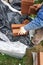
left=11, top=24, right=26, bottom=29
left=28, top=6, right=37, bottom=14
left=11, top=19, right=29, bottom=29
left=12, top=29, right=28, bottom=36
left=12, top=29, right=20, bottom=34
left=21, top=0, right=34, bottom=14
left=12, top=29, right=20, bottom=36
left=22, top=0, right=34, bottom=5
left=21, top=4, right=29, bottom=14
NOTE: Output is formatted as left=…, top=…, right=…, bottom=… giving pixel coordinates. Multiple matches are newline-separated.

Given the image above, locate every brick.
left=11, top=24, right=26, bottom=29
left=12, top=29, right=28, bottom=36
left=12, top=29, right=20, bottom=34
left=22, top=0, right=34, bottom=5
left=12, top=29, right=19, bottom=36
left=21, top=0, right=41, bottom=15
left=11, top=19, right=29, bottom=29
left=28, top=6, right=37, bottom=14
left=21, top=0, right=34, bottom=14
left=21, top=5, right=29, bottom=14
left=28, top=4, right=41, bottom=14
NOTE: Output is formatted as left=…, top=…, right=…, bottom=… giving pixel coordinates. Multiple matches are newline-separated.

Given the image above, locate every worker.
left=18, top=4, right=43, bottom=40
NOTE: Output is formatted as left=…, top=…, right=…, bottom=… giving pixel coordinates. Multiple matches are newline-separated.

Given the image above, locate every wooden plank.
left=39, top=52, right=43, bottom=65
left=32, top=52, right=38, bottom=65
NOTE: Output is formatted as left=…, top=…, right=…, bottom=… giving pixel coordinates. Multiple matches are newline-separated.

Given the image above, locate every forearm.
left=24, top=17, right=42, bottom=31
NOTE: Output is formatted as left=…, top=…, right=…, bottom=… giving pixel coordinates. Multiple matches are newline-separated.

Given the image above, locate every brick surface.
left=11, top=19, right=29, bottom=29
left=21, top=5, right=29, bottom=14
left=12, top=29, right=20, bottom=34
left=22, top=0, right=34, bottom=5
left=28, top=4, right=41, bottom=14
left=12, top=29, right=20, bottom=36
left=11, top=24, right=26, bottom=29
left=28, top=6, right=37, bottom=14
left=21, top=0, right=41, bottom=15
left=21, top=0, right=34, bottom=14
left=12, top=29, right=28, bottom=36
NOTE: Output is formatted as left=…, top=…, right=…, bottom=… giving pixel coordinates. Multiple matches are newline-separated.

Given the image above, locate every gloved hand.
left=18, top=27, right=27, bottom=35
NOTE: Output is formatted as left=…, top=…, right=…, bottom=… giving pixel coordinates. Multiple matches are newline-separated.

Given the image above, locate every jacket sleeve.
left=24, top=16, right=42, bottom=31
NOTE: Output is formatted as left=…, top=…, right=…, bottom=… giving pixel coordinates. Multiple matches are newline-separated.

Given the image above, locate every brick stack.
left=21, top=0, right=34, bottom=14
left=11, top=19, right=29, bottom=36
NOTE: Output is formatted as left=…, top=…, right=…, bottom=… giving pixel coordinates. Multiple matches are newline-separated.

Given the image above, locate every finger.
left=18, top=32, right=20, bottom=35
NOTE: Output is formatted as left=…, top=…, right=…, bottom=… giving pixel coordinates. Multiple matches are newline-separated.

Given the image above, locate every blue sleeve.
left=24, top=5, right=43, bottom=31
left=24, top=17, right=42, bottom=31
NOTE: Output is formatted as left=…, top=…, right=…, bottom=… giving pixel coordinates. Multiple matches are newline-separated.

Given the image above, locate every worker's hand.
left=18, top=27, right=27, bottom=35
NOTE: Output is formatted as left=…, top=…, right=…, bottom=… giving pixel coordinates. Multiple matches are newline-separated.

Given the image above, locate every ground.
left=0, top=41, right=43, bottom=65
